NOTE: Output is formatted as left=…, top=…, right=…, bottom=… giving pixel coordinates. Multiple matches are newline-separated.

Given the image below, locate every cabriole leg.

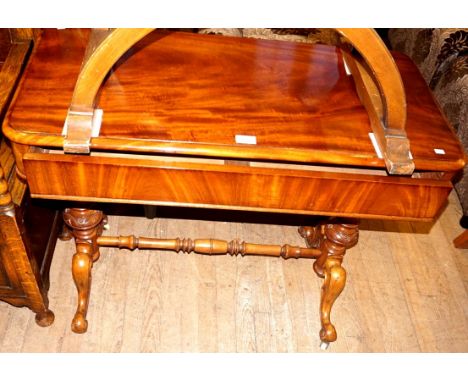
left=300, top=220, right=359, bottom=346
left=63, top=208, right=103, bottom=334
left=319, top=221, right=358, bottom=344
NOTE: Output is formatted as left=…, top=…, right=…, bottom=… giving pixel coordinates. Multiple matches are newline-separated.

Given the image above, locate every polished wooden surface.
left=4, top=29, right=465, bottom=171
left=63, top=208, right=105, bottom=333
left=97, top=235, right=321, bottom=259
left=453, top=229, right=468, bottom=248
left=23, top=152, right=453, bottom=220
left=63, top=28, right=413, bottom=173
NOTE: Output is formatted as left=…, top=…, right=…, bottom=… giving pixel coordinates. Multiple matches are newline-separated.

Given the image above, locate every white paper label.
left=235, top=135, right=257, bottom=145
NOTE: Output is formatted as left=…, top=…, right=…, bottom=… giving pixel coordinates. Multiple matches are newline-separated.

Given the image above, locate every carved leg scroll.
left=300, top=220, right=359, bottom=347
left=63, top=208, right=103, bottom=333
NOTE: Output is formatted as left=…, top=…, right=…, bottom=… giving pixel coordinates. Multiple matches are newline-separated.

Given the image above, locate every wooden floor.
left=0, top=191, right=467, bottom=352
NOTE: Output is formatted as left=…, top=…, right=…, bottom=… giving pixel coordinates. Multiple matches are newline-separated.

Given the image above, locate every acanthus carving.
left=63, top=208, right=103, bottom=231
left=322, top=222, right=359, bottom=257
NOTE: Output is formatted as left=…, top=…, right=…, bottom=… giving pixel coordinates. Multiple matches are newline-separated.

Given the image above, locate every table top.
left=4, top=29, right=465, bottom=172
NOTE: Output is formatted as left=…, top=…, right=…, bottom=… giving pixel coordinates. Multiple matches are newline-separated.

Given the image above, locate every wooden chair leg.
left=63, top=208, right=103, bottom=334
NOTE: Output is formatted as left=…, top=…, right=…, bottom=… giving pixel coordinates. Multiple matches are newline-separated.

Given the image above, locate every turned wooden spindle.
left=96, top=235, right=321, bottom=259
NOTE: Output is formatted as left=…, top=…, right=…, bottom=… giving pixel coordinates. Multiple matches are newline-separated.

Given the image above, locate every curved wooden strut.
left=63, top=28, right=413, bottom=175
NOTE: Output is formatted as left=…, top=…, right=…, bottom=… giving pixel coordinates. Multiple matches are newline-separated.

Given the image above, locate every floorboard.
left=0, top=191, right=467, bottom=352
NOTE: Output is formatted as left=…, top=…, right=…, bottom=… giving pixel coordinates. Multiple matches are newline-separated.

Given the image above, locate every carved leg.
left=319, top=221, right=358, bottom=345
left=300, top=220, right=359, bottom=346
left=63, top=208, right=103, bottom=334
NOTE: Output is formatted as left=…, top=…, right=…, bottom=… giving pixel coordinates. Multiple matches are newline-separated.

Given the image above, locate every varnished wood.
left=63, top=208, right=104, bottom=333
left=453, top=229, right=468, bottom=249
left=23, top=152, right=453, bottom=221
left=319, top=222, right=359, bottom=343
left=63, top=28, right=411, bottom=172
left=8, top=29, right=40, bottom=43
left=0, top=28, right=59, bottom=327
left=342, top=50, right=413, bottom=174
left=64, top=29, right=152, bottom=152
left=336, top=30, right=411, bottom=175
left=97, top=235, right=321, bottom=259
left=2, top=29, right=466, bottom=345
left=300, top=220, right=359, bottom=343
left=0, top=43, right=30, bottom=117
left=4, top=30, right=465, bottom=172
left=0, top=164, right=55, bottom=326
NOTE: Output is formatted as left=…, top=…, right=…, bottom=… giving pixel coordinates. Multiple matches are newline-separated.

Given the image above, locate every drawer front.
left=24, top=153, right=453, bottom=221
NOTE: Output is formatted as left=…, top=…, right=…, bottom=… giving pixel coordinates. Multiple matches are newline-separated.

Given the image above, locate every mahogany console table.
left=2, top=29, right=465, bottom=347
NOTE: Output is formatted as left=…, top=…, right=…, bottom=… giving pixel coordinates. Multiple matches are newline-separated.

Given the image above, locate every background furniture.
left=0, top=28, right=60, bottom=326
left=387, top=28, right=468, bottom=246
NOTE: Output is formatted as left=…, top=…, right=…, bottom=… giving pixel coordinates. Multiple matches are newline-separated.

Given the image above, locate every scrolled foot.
left=320, top=323, right=337, bottom=343
left=71, top=313, right=88, bottom=334
left=35, top=309, right=55, bottom=327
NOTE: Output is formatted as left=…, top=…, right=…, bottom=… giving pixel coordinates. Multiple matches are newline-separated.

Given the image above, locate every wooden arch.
left=63, top=28, right=413, bottom=175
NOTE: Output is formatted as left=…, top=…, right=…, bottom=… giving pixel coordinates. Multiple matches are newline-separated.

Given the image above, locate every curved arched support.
left=338, top=29, right=413, bottom=175
left=64, top=28, right=153, bottom=153
left=63, top=28, right=413, bottom=174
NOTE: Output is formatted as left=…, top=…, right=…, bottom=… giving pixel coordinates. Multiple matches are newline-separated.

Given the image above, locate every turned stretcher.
left=2, top=28, right=465, bottom=347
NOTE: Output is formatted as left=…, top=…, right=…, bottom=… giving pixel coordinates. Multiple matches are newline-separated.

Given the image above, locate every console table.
left=2, top=28, right=465, bottom=347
